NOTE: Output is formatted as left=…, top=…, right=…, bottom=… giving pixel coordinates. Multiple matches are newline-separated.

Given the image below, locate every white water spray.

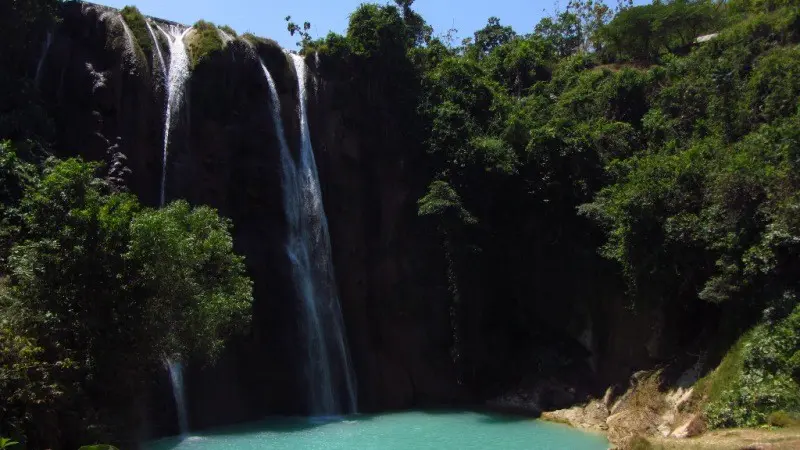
left=282, top=53, right=357, bottom=414
left=119, top=16, right=139, bottom=66
left=165, top=358, right=189, bottom=436
left=219, top=28, right=235, bottom=45
left=145, top=20, right=167, bottom=80
left=157, top=25, right=192, bottom=206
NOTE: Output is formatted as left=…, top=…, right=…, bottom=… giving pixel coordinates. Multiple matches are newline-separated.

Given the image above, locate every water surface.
left=147, top=411, right=608, bottom=450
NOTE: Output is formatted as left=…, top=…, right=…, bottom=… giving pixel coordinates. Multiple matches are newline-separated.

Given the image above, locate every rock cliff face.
left=40, top=3, right=461, bottom=436
left=38, top=2, right=717, bottom=440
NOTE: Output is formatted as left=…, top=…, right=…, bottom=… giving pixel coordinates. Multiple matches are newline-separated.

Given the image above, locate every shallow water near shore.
left=146, top=410, right=608, bottom=449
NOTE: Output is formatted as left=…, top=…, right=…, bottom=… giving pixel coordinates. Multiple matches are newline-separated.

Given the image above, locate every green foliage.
left=187, top=20, right=225, bottom=69
left=0, top=142, right=37, bottom=264
left=767, top=410, right=800, bottom=427
left=0, top=322, right=65, bottom=443
left=346, top=4, right=408, bottom=60
left=704, top=303, right=800, bottom=428
left=418, top=181, right=476, bottom=225
left=126, top=201, right=253, bottom=359
left=745, top=46, right=800, bottom=124
left=394, top=0, right=432, bottom=46
left=598, top=0, right=721, bottom=62
left=535, top=12, right=583, bottom=57
left=285, top=16, right=312, bottom=48
left=219, top=25, right=237, bottom=38
left=120, top=6, right=152, bottom=57
left=470, top=17, right=516, bottom=58
left=565, top=0, right=615, bottom=51
left=483, top=35, right=554, bottom=95
left=0, top=152, right=252, bottom=445
left=0, top=438, right=19, bottom=449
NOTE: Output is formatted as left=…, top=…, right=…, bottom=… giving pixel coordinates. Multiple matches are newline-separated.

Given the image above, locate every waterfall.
left=157, top=26, right=192, bottom=436
left=157, top=25, right=192, bottom=207
left=259, top=61, right=290, bottom=158
left=165, top=358, right=189, bottom=436
left=119, top=15, right=138, bottom=66
left=145, top=20, right=167, bottom=80
left=272, top=53, right=355, bottom=415
left=34, top=31, right=53, bottom=88
left=219, top=29, right=234, bottom=45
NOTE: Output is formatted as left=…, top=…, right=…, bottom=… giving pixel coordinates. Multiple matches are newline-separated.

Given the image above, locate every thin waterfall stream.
left=34, top=31, right=53, bottom=88
left=260, top=55, right=357, bottom=415
left=291, top=53, right=358, bottom=415
left=165, top=359, right=189, bottom=437
left=155, top=24, right=192, bottom=436
left=145, top=20, right=167, bottom=80
left=157, top=25, right=191, bottom=207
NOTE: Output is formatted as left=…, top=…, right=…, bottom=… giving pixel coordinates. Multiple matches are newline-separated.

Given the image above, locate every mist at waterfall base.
left=166, top=359, right=190, bottom=437
left=146, top=411, right=608, bottom=449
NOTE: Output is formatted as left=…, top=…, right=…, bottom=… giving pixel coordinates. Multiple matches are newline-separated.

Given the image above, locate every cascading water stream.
left=165, top=359, right=189, bottom=437
left=145, top=20, right=167, bottom=80
left=119, top=16, right=138, bottom=65
left=155, top=25, right=192, bottom=437
left=273, top=53, right=355, bottom=415
left=34, top=31, right=53, bottom=88
left=219, top=29, right=234, bottom=45
left=157, top=25, right=191, bottom=207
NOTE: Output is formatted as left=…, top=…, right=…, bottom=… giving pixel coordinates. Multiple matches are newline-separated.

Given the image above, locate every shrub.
left=704, top=303, right=800, bottom=428
left=120, top=6, right=152, bottom=56
left=187, top=20, right=224, bottom=69
left=219, top=24, right=237, bottom=38
left=767, top=410, right=800, bottom=427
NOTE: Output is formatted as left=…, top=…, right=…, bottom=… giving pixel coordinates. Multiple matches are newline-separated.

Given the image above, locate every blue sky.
left=99, top=0, right=647, bottom=49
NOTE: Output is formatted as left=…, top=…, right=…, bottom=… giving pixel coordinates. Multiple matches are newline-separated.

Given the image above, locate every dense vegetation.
left=0, top=1, right=253, bottom=448
left=2, top=0, right=800, bottom=445
left=187, top=20, right=225, bottom=69
left=302, top=0, right=800, bottom=427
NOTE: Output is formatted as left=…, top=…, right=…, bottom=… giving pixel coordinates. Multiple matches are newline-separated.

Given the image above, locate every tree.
left=394, top=0, right=433, bottom=46
left=125, top=200, right=253, bottom=360
left=597, top=0, right=720, bottom=62
left=1, top=156, right=253, bottom=446
left=346, top=4, right=408, bottom=60
left=566, top=0, right=614, bottom=51
left=483, top=35, right=555, bottom=95
left=285, top=16, right=313, bottom=48
left=471, top=17, right=517, bottom=58
left=535, top=12, right=583, bottom=57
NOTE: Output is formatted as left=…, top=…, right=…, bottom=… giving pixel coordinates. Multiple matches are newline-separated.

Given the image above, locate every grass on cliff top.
left=120, top=5, right=152, bottom=56
left=187, top=20, right=224, bottom=69
left=219, top=25, right=237, bottom=38
left=242, top=33, right=280, bottom=49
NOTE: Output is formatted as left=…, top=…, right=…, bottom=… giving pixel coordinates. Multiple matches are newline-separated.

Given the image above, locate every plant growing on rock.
left=187, top=20, right=225, bottom=69
left=120, top=6, right=152, bottom=56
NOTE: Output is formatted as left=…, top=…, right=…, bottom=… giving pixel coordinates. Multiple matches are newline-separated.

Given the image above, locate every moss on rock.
left=120, top=5, right=152, bottom=56
left=219, top=25, right=238, bottom=38
left=187, top=20, right=224, bottom=69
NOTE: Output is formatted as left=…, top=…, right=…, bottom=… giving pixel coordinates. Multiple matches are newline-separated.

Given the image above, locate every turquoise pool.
left=146, top=411, right=608, bottom=449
